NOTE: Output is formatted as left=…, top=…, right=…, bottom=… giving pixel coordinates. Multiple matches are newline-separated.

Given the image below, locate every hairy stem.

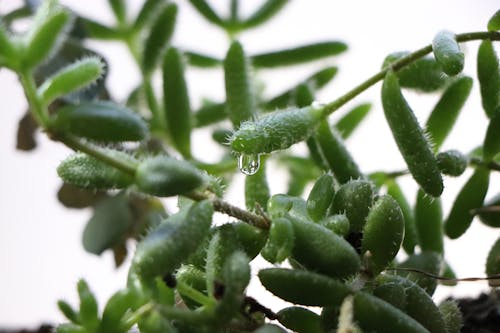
left=19, top=70, right=49, bottom=126
left=322, top=31, right=500, bottom=117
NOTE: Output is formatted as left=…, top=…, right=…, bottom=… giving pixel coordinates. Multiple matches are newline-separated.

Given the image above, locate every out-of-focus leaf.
left=483, top=110, right=500, bottom=161
left=334, top=103, right=371, bottom=140
left=251, top=41, right=347, bottom=68
left=187, top=0, right=224, bottom=27
left=477, top=40, right=500, bottom=118
left=57, top=182, right=107, bottom=209
left=82, top=193, right=133, bottom=255
left=184, top=51, right=222, bottom=68
left=240, top=0, right=288, bottom=30
left=397, top=251, right=443, bottom=295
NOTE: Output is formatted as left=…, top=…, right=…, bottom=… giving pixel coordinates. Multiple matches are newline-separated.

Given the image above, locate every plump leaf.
left=163, top=47, right=192, bottom=158
left=82, top=193, right=132, bottom=255
left=486, top=238, right=500, bottom=285
left=307, top=173, right=336, bottom=222
left=381, top=71, right=443, bottom=197
left=315, top=120, right=363, bottom=184
left=77, top=279, right=99, bottom=331
left=477, top=40, right=500, bottom=118
left=142, top=3, right=177, bottom=75
left=135, top=156, right=205, bottom=197
left=415, top=189, right=444, bottom=254
left=278, top=306, right=322, bottom=333
left=425, top=76, right=473, bottom=151
left=436, top=150, right=467, bottom=177
left=488, top=10, right=500, bottom=31
left=432, top=30, right=464, bottom=76
left=259, top=268, right=351, bottom=306
left=445, top=167, right=490, bottom=238
left=331, top=179, right=373, bottom=233
left=224, top=40, right=257, bottom=128
left=334, top=103, right=372, bottom=139
left=483, top=110, right=500, bottom=161
left=52, top=101, right=148, bottom=142
left=439, top=300, right=463, bottom=333
left=187, top=0, right=224, bottom=27
left=397, top=251, right=442, bottom=295
left=251, top=41, right=347, bottom=68
left=477, top=193, right=500, bottom=228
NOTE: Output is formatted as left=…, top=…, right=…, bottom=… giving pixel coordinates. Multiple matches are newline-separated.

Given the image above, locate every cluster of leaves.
left=1, top=0, right=500, bottom=332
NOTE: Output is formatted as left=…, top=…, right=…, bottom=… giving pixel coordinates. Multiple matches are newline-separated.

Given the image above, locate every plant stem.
left=470, top=157, right=500, bottom=172
left=122, top=302, right=154, bottom=329
left=19, top=70, right=49, bottom=126
left=176, top=280, right=216, bottom=308
left=321, top=31, right=500, bottom=117
left=187, top=191, right=270, bottom=229
left=56, top=134, right=138, bottom=176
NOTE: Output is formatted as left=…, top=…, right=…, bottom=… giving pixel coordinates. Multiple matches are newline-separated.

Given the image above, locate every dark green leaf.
left=163, top=47, right=192, bottom=158
left=278, top=306, right=322, bottom=333
left=334, top=103, right=371, bottom=139
left=57, top=182, right=106, bottom=209
left=194, top=102, right=226, bottom=127
left=224, top=40, right=257, bottom=128
left=142, top=3, right=177, bottom=75
left=52, top=101, right=148, bottom=142
left=483, top=109, right=500, bottom=161
left=488, top=9, right=500, bottom=31
left=415, top=189, right=444, bottom=254
left=477, top=193, right=500, bottom=228
left=486, top=237, right=500, bottom=281
left=425, top=76, right=473, bottom=151
left=397, top=251, right=442, bottom=295
left=436, top=150, right=467, bottom=177
left=245, top=158, right=269, bottom=211
left=79, top=17, right=122, bottom=40
left=184, top=51, right=222, bottom=67
left=477, top=40, right=500, bottom=118
left=83, top=193, right=132, bottom=255
left=241, top=0, right=288, bottom=29
left=251, top=41, right=347, bottom=68
left=187, top=0, right=224, bottom=27
left=133, top=0, right=167, bottom=32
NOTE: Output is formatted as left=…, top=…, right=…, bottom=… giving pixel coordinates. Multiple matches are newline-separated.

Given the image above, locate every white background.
left=0, top=0, right=499, bottom=328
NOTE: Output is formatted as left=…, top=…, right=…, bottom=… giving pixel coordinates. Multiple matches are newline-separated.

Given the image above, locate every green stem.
left=122, top=302, right=154, bottom=329
left=57, top=134, right=138, bottom=176
left=19, top=70, right=49, bottom=126
left=158, top=304, right=213, bottom=324
left=321, top=31, right=500, bottom=117
left=176, top=280, right=216, bottom=308
left=470, top=157, right=500, bottom=172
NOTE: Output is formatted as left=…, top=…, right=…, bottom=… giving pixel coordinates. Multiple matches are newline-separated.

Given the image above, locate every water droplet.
left=238, top=154, right=260, bottom=176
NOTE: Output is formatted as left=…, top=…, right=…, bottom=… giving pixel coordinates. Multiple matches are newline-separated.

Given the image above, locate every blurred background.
left=0, top=0, right=499, bottom=327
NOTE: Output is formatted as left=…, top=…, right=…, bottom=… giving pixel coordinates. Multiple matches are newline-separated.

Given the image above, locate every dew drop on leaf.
left=238, top=154, right=260, bottom=175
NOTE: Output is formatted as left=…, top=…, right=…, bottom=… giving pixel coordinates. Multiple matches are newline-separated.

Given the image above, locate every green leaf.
left=224, top=40, right=257, bottom=128
left=320, top=214, right=350, bottom=236
left=261, top=217, right=294, bottom=263
left=290, top=215, right=361, bottom=279
left=315, top=120, right=363, bottom=184
left=142, top=3, right=177, bottom=75
left=77, top=279, right=99, bottom=332
left=163, top=47, right=192, bottom=158
left=82, top=193, right=132, bottom=255
left=381, top=71, right=443, bottom=197
left=176, top=265, right=207, bottom=309
left=331, top=180, right=373, bottom=233
left=425, top=76, right=473, bottom=151
left=353, top=292, right=429, bottom=333
left=184, top=51, right=222, bottom=68
left=477, top=193, right=500, bottom=228
left=383, top=52, right=448, bottom=92
left=483, top=110, right=500, bottom=161
left=373, top=282, right=407, bottom=310
left=487, top=9, right=500, bottom=31
left=415, top=189, right=443, bottom=254
left=278, top=306, right=323, bottom=333
left=99, top=289, right=134, bottom=333
left=264, top=66, right=338, bottom=110
left=439, top=300, right=463, bottom=333
left=251, top=41, right=347, bottom=68
left=241, top=0, right=288, bottom=29
left=0, top=21, right=17, bottom=67
left=38, top=56, right=104, bottom=105
left=79, top=17, right=122, bottom=40
left=362, top=194, right=404, bottom=274
left=107, top=0, right=127, bottom=24
left=307, top=173, right=336, bottom=222
left=52, top=101, right=148, bottom=142
left=187, top=0, right=224, bottom=27
left=477, top=40, right=500, bottom=118
left=334, top=103, right=372, bottom=139
left=57, top=152, right=135, bottom=190
left=194, top=102, right=226, bottom=127
left=397, top=251, right=442, bottom=295
left=259, top=268, right=351, bottom=306
left=133, top=0, right=167, bottom=32
left=445, top=167, right=490, bottom=239
left=57, top=300, right=80, bottom=324
left=132, top=201, right=214, bottom=280
left=23, top=4, right=71, bottom=69
left=245, top=158, right=270, bottom=211
left=486, top=237, right=500, bottom=283
left=230, top=105, right=323, bottom=154
left=436, top=150, right=467, bottom=177
left=135, top=156, right=206, bottom=197
left=386, top=179, right=418, bottom=254
left=254, top=324, right=287, bottom=333
left=432, top=30, right=464, bottom=76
